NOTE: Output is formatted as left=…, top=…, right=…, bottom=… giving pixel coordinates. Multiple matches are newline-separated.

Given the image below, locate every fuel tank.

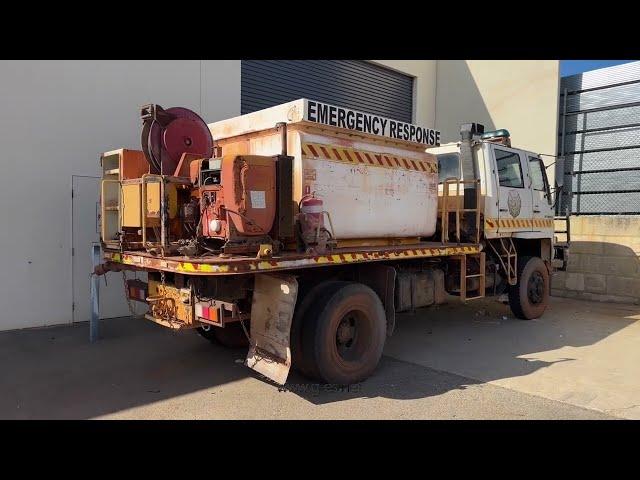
left=208, top=100, right=438, bottom=240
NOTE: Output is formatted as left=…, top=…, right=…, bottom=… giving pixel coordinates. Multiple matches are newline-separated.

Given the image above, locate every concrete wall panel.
left=0, top=60, right=241, bottom=330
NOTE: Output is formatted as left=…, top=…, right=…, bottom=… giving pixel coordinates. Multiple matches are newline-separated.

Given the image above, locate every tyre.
left=291, top=281, right=350, bottom=379
left=302, top=282, right=387, bottom=384
left=508, top=256, right=550, bottom=320
left=196, top=322, right=250, bottom=349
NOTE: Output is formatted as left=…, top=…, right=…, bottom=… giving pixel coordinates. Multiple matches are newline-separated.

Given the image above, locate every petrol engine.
left=198, top=155, right=278, bottom=254
left=102, top=103, right=293, bottom=257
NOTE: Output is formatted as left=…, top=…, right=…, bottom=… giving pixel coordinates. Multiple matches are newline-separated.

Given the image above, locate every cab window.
left=495, top=149, right=524, bottom=188
left=529, top=155, right=551, bottom=204
left=436, top=153, right=460, bottom=182
left=528, top=156, right=549, bottom=192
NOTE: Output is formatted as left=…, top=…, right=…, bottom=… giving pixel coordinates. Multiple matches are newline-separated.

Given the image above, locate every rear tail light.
left=195, top=302, right=219, bottom=323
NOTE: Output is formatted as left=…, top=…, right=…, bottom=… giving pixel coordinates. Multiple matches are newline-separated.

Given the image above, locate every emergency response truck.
left=94, top=99, right=557, bottom=385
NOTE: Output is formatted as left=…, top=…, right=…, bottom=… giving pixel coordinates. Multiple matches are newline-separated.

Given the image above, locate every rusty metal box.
left=121, top=183, right=142, bottom=228
left=146, top=182, right=178, bottom=223
left=395, top=269, right=446, bottom=312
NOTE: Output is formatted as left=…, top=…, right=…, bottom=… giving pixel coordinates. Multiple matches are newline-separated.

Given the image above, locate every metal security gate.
left=558, top=61, right=640, bottom=215
left=241, top=60, right=414, bottom=122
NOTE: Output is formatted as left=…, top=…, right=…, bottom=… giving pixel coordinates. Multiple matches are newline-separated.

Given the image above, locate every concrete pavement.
left=0, top=295, right=636, bottom=419
left=385, top=296, right=640, bottom=418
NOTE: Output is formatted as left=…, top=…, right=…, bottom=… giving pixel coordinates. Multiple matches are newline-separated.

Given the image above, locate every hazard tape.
left=484, top=218, right=554, bottom=229
left=301, top=142, right=438, bottom=174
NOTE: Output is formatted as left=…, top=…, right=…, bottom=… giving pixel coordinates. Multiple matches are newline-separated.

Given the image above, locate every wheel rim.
left=527, top=271, right=545, bottom=304
left=334, top=310, right=368, bottom=363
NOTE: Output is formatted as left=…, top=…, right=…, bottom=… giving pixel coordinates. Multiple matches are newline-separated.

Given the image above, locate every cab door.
left=527, top=154, right=554, bottom=231
left=490, top=144, right=533, bottom=233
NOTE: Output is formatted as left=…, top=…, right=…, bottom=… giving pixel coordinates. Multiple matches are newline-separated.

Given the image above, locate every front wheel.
left=508, top=256, right=550, bottom=320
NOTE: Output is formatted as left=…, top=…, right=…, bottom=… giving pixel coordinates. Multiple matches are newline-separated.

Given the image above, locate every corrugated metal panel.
left=558, top=62, right=640, bottom=215
left=564, top=127, right=640, bottom=152
left=568, top=192, right=640, bottom=215
left=241, top=60, right=414, bottom=122
left=570, top=170, right=640, bottom=192
left=562, top=61, right=640, bottom=91
left=564, top=148, right=640, bottom=171
left=565, top=82, right=640, bottom=111
left=565, top=104, right=640, bottom=132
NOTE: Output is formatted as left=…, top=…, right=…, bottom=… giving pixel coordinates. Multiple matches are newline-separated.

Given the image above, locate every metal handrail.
left=439, top=178, right=481, bottom=244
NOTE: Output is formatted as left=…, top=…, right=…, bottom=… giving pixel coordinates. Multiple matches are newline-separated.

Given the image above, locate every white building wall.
left=374, top=61, right=560, bottom=187
left=0, top=60, right=240, bottom=330
left=435, top=60, right=560, bottom=186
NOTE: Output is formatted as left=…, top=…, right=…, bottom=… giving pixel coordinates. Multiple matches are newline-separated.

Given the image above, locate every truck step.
left=464, top=295, right=485, bottom=301
left=459, top=252, right=486, bottom=302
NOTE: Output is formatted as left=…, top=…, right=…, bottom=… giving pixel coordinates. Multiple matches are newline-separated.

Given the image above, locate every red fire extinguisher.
left=299, top=195, right=324, bottom=244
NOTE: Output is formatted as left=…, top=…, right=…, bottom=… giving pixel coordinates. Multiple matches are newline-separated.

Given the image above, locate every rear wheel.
left=302, top=282, right=386, bottom=384
left=291, top=281, right=350, bottom=379
left=508, top=256, right=549, bottom=320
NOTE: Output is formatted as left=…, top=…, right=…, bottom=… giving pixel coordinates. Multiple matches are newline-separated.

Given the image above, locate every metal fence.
left=558, top=61, right=640, bottom=215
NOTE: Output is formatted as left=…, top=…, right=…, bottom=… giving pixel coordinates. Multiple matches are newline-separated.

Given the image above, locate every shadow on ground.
left=0, top=295, right=638, bottom=417
left=289, top=295, right=640, bottom=405
left=0, top=319, right=250, bottom=419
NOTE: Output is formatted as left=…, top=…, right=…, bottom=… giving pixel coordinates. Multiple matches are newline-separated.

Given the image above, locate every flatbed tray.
left=103, top=241, right=481, bottom=276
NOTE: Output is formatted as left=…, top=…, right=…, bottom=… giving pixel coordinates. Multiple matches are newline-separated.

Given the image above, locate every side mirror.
left=545, top=186, right=558, bottom=206
left=553, top=156, right=565, bottom=187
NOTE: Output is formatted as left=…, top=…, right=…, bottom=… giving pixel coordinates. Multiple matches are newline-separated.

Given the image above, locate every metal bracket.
left=487, top=237, right=518, bottom=286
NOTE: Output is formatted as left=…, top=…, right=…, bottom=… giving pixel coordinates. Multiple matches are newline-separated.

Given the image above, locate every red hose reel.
left=140, top=104, right=213, bottom=175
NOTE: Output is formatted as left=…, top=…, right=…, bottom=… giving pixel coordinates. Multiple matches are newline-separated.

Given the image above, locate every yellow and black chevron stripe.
left=105, top=245, right=480, bottom=276
left=301, top=142, right=438, bottom=174
left=484, top=218, right=554, bottom=230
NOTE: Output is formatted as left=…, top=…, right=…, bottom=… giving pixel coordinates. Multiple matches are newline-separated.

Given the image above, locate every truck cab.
left=431, top=130, right=555, bottom=239
left=429, top=126, right=556, bottom=319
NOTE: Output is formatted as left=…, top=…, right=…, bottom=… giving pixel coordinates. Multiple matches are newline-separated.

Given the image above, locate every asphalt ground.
left=3, top=295, right=634, bottom=419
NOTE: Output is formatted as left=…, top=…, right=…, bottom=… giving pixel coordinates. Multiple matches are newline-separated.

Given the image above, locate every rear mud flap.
left=245, top=273, right=298, bottom=385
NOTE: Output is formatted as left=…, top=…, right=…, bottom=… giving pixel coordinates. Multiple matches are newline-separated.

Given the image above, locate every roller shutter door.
left=241, top=60, right=414, bottom=122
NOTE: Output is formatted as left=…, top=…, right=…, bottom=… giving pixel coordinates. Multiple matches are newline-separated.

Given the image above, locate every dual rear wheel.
left=291, top=281, right=387, bottom=385
left=195, top=281, right=387, bottom=385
